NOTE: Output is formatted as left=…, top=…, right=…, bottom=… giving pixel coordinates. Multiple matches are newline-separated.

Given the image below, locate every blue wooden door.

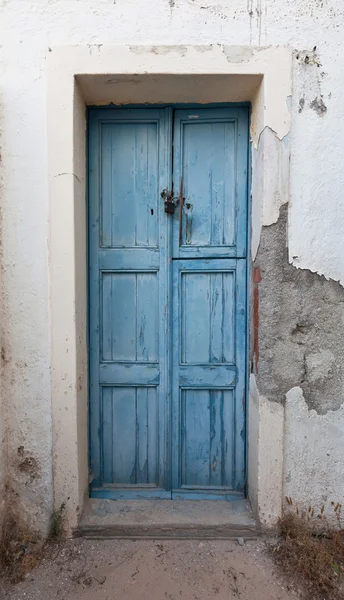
left=88, top=108, right=172, bottom=498
left=88, top=106, right=248, bottom=500
left=171, top=109, right=248, bottom=499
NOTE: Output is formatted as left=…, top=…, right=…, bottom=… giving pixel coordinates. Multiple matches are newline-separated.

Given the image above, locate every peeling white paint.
left=251, top=127, right=290, bottom=259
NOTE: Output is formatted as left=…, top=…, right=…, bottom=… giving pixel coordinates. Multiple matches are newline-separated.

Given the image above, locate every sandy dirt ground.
left=1, top=538, right=304, bottom=600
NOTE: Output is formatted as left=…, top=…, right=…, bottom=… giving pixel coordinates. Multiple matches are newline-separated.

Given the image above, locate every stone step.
left=77, top=498, right=259, bottom=540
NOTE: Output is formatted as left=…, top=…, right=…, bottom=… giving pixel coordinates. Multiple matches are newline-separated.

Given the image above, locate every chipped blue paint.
left=88, top=106, right=248, bottom=500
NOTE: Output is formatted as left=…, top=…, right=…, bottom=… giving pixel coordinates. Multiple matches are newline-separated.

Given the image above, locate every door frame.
left=48, top=44, right=292, bottom=531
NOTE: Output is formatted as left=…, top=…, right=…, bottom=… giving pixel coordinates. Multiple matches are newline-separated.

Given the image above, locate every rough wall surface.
left=248, top=375, right=284, bottom=526
left=252, top=205, right=344, bottom=522
left=0, top=0, right=344, bottom=532
left=0, top=330, right=4, bottom=531
left=254, top=204, right=344, bottom=414
left=284, top=387, right=344, bottom=518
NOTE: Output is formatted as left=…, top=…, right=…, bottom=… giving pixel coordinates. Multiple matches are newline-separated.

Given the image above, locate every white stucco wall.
left=284, top=387, right=344, bottom=521
left=248, top=375, right=284, bottom=526
left=0, top=332, right=4, bottom=530
left=1, top=0, right=344, bottom=532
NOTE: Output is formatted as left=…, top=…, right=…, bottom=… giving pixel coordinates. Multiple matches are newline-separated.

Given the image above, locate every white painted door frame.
left=47, top=44, right=292, bottom=532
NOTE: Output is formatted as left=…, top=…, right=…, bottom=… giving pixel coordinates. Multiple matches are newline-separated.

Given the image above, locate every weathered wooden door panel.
left=171, top=259, right=246, bottom=498
left=173, top=108, right=248, bottom=259
left=171, top=108, right=248, bottom=498
left=88, top=106, right=248, bottom=500
left=89, top=108, right=172, bottom=498
left=181, top=389, right=234, bottom=487
left=101, top=386, right=158, bottom=485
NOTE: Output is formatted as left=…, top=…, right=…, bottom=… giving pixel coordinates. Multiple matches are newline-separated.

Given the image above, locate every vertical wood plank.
left=88, top=109, right=102, bottom=486
left=223, top=272, right=235, bottom=363
left=147, top=387, right=158, bottom=484
left=111, top=273, right=136, bottom=361
left=222, top=389, right=235, bottom=487
left=101, top=387, right=114, bottom=484
left=234, top=260, right=247, bottom=490
left=136, top=387, right=148, bottom=483
left=135, top=124, right=159, bottom=247
left=111, top=124, right=136, bottom=247
left=208, top=389, right=222, bottom=486
left=101, top=125, right=114, bottom=247
left=223, top=122, right=236, bottom=246
left=210, top=273, right=223, bottom=363
left=136, top=273, right=159, bottom=362
left=101, top=274, right=113, bottom=361
left=112, top=387, right=136, bottom=483
left=236, top=110, right=249, bottom=258
left=182, top=389, right=210, bottom=486
left=183, top=273, right=210, bottom=364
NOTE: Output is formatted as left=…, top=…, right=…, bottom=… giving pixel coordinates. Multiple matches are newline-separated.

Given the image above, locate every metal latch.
left=161, top=189, right=177, bottom=214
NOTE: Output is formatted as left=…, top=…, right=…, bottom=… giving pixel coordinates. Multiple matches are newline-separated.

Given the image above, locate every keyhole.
left=151, top=209, right=154, bottom=215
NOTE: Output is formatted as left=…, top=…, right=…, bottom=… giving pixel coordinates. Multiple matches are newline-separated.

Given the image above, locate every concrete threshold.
left=76, top=499, right=259, bottom=540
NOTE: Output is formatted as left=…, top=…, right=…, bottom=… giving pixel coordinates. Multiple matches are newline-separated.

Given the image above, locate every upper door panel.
left=100, top=121, right=159, bottom=249
left=172, top=108, right=249, bottom=259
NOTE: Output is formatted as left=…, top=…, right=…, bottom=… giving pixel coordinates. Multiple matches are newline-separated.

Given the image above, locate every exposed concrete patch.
left=222, top=46, right=255, bottom=63
left=193, top=45, right=214, bottom=53
left=222, top=45, right=267, bottom=63
left=293, top=48, right=326, bottom=116
left=284, top=387, right=344, bottom=520
left=295, top=47, right=321, bottom=68
left=129, top=45, right=188, bottom=56
left=254, top=204, right=344, bottom=414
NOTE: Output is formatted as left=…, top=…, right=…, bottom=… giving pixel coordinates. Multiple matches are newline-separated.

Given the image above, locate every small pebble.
left=237, top=537, right=245, bottom=546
